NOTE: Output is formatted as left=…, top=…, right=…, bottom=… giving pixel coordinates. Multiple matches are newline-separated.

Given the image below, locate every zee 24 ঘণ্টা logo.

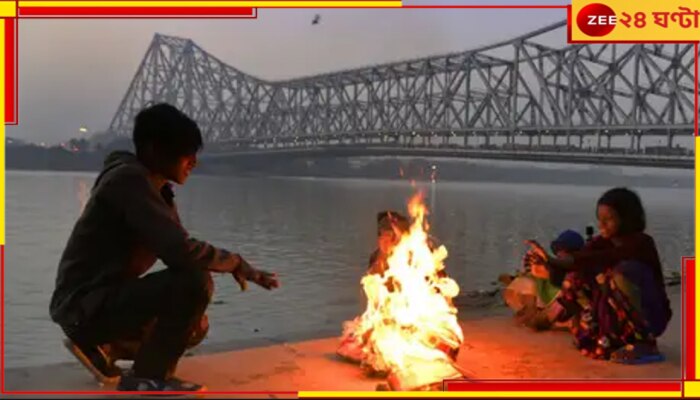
left=576, top=2, right=700, bottom=38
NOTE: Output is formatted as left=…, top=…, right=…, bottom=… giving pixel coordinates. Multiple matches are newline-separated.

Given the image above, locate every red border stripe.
left=3, top=18, right=15, bottom=124
left=444, top=381, right=683, bottom=392
left=18, top=6, right=255, bottom=16
left=566, top=5, right=572, bottom=42
left=685, top=258, right=695, bottom=380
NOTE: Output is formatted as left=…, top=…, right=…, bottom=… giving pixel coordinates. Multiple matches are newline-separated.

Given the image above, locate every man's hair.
left=597, top=187, right=646, bottom=234
left=133, top=103, right=203, bottom=160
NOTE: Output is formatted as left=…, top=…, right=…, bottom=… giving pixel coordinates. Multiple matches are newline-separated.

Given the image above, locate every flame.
left=340, top=192, right=464, bottom=389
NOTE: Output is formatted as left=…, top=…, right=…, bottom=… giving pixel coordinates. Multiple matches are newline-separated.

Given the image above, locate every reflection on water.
left=5, top=168, right=693, bottom=368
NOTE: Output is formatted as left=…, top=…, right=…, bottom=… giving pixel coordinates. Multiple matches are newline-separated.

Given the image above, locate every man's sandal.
left=63, top=338, right=122, bottom=384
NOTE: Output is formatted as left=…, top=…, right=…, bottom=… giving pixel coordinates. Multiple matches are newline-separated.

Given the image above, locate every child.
left=525, top=187, right=672, bottom=363
left=505, top=230, right=585, bottom=331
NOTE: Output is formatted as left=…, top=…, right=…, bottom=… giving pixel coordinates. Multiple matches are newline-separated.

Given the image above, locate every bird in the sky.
left=312, top=14, right=321, bottom=25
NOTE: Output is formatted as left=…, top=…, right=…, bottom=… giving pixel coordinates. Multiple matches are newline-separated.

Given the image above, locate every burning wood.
left=337, top=192, right=465, bottom=391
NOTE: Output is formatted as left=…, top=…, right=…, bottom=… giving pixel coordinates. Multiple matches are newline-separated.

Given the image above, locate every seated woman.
left=525, top=187, right=672, bottom=364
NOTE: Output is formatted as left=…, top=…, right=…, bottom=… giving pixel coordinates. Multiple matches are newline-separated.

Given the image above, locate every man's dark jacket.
left=50, top=151, right=238, bottom=328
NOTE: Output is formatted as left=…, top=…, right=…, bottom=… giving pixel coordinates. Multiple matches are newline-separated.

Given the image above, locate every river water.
left=5, top=161, right=693, bottom=368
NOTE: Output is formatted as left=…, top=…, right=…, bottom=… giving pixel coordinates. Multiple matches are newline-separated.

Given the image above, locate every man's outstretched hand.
left=233, top=255, right=280, bottom=291
left=250, top=269, right=280, bottom=290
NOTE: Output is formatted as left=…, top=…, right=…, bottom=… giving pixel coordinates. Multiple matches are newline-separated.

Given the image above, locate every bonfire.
left=337, top=192, right=465, bottom=391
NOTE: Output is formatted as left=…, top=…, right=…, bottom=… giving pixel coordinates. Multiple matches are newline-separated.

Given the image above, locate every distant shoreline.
left=8, top=155, right=693, bottom=190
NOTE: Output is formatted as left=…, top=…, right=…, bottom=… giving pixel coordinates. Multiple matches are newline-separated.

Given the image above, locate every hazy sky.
left=9, top=1, right=567, bottom=145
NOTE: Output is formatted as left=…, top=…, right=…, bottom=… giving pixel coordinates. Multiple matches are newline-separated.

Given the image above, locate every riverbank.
left=5, top=285, right=681, bottom=396
left=7, top=149, right=694, bottom=190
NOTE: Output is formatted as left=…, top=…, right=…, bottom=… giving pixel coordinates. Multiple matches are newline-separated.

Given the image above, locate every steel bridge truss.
left=109, top=21, right=698, bottom=148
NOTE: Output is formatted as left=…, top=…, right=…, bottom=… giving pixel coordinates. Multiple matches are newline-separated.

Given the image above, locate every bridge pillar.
left=607, top=134, right=612, bottom=150
left=538, top=133, right=542, bottom=147
left=667, top=132, right=674, bottom=148
left=636, top=133, right=642, bottom=153
left=628, top=133, right=634, bottom=151
left=484, top=134, right=490, bottom=147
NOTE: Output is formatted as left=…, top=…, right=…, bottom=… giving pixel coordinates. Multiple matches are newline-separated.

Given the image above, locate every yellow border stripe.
left=20, top=1, right=402, bottom=7
left=0, top=19, right=5, bottom=246
left=686, top=381, right=700, bottom=397
left=299, top=391, right=681, bottom=398
left=0, top=1, right=16, bottom=17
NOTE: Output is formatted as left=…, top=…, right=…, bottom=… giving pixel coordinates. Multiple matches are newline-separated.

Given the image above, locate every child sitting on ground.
left=503, top=230, right=585, bottom=331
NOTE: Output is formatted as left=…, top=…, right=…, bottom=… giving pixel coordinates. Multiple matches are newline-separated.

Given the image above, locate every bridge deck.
left=201, top=146, right=694, bottom=169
